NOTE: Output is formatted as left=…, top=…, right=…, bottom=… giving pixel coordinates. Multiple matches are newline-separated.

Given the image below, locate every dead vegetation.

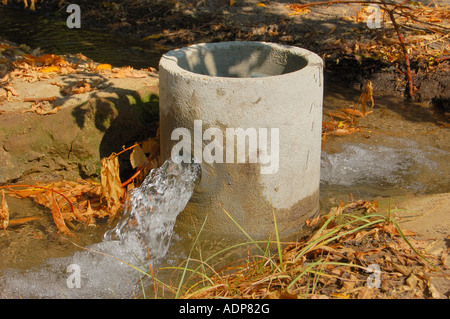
left=0, top=134, right=160, bottom=236
left=0, top=43, right=156, bottom=114
left=154, top=200, right=448, bottom=299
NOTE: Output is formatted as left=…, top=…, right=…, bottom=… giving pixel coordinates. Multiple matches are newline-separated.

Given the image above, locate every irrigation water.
left=0, top=158, right=201, bottom=298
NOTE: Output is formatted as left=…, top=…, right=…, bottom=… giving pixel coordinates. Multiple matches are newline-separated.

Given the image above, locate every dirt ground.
left=2, top=0, right=449, bottom=104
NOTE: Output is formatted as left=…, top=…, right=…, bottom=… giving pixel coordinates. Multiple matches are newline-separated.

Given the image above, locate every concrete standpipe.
left=159, top=41, right=323, bottom=240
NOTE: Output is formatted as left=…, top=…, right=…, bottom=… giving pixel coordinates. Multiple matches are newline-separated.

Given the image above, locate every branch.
left=384, top=6, right=415, bottom=99
left=291, top=0, right=413, bottom=10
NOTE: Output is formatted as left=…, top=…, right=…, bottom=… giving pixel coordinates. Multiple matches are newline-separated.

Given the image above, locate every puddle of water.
left=0, top=196, right=108, bottom=271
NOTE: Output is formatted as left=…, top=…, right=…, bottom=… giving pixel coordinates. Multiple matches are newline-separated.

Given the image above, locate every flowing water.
left=1, top=159, right=201, bottom=298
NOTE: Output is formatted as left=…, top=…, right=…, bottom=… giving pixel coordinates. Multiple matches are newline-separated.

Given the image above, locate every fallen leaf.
left=141, top=138, right=159, bottom=155
left=361, top=80, right=375, bottom=114
left=62, top=80, right=94, bottom=95
left=264, top=289, right=298, bottom=299
left=406, top=273, right=419, bottom=289
left=130, top=144, right=150, bottom=169
left=24, top=54, right=67, bottom=66
left=305, top=214, right=321, bottom=227
left=95, top=63, right=112, bottom=72
left=357, top=287, right=373, bottom=299
left=4, top=84, right=18, bottom=97
left=330, top=293, right=350, bottom=298
left=8, top=216, right=43, bottom=226
left=21, top=101, right=61, bottom=115
left=382, top=223, right=416, bottom=237
left=0, top=189, right=9, bottom=234
left=100, top=155, right=125, bottom=216
left=339, top=108, right=366, bottom=117
left=333, top=127, right=362, bottom=136
left=427, top=280, right=446, bottom=299
left=50, top=191, right=73, bottom=236
left=41, top=66, right=60, bottom=73
left=341, top=273, right=357, bottom=291
left=286, top=4, right=310, bottom=16
left=110, top=67, right=147, bottom=79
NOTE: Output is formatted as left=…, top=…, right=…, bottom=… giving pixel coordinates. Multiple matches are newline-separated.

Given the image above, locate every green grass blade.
left=175, top=215, right=208, bottom=298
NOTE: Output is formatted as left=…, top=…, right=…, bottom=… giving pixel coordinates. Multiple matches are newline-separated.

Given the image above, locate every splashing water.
left=320, top=140, right=448, bottom=195
left=0, top=159, right=201, bottom=299
left=104, top=159, right=201, bottom=259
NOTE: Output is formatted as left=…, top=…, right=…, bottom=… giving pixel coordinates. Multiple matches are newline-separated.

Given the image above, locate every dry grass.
left=145, top=199, right=445, bottom=299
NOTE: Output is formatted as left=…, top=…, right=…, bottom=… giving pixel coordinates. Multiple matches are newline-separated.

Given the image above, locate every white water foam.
left=321, top=139, right=448, bottom=194
left=0, top=159, right=201, bottom=299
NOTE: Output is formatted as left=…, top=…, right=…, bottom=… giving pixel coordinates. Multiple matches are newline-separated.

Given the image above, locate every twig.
left=1, top=184, right=75, bottom=215
left=23, top=96, right=57, bottom=102
left=435, top=55, right=450, bottom=62
left=290, top=0, right=412, bottom=10
left=385, top=6, right=414, bottom=99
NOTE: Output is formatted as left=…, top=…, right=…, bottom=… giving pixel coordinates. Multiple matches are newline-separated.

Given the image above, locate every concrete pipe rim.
left=159, top=41, right=323, bottom=81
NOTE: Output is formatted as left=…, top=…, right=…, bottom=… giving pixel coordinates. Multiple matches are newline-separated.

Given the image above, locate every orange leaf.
left=333, top=127, right=361, bottom=136
left=41, top=66, right=60, bottom=73
left=100, top=156, right=125, bottom=216
left=24, top=54, right=67, bottom=66
left=95, top=63, right=112, bottom=71
left=50, top=191, right=73, bottom=236
left=339, top=108, right=366, bottom=117
left=0, top=189, right=9, bottom=233
left=8, top=216, right=43, bottom=226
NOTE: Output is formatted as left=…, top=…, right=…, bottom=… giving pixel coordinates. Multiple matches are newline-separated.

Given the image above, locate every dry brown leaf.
left=357, top=287, right=374, bottom=299
left=382, top=223, right=416, bottom=237
left=24, top=54, right=67, bottom=67
left=361, top=80, right=375, bottom=114
left=100, top=155, right=125, bottom=216
left=341, top=273, right=357, bottom=291
left=21, top=101, right=61, bottom=115
left=141, top=138, right=159, bottom=155
left=427, top=280, right=446, bottom=299
left=41, top=66, right=60, bottom=73
left=8, top=216, right=43, bottom=226
left=3, top=84, right=18, bottom=97
left=50, top=191, right=73, bottom=236
left=130, top=145, right=150, bottom=169
left=110, top=67, right=147, bottom=79
left=0, top=189, right=9, bottom=234
left=305, top=214, right=321, bottom=227
left=264, top=289, right=298, bottom=299
left=70, top=80, right=92, bottom=94
left=333, top=127, right=362, bottom=136
left=339, top=108, right=366, bottom=117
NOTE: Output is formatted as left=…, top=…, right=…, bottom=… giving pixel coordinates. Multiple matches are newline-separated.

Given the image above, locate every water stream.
left=1, top=159, right=201, bottom=298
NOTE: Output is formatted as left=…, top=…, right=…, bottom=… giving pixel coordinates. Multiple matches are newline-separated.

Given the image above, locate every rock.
left=0, top=71, right=160, bottom=184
